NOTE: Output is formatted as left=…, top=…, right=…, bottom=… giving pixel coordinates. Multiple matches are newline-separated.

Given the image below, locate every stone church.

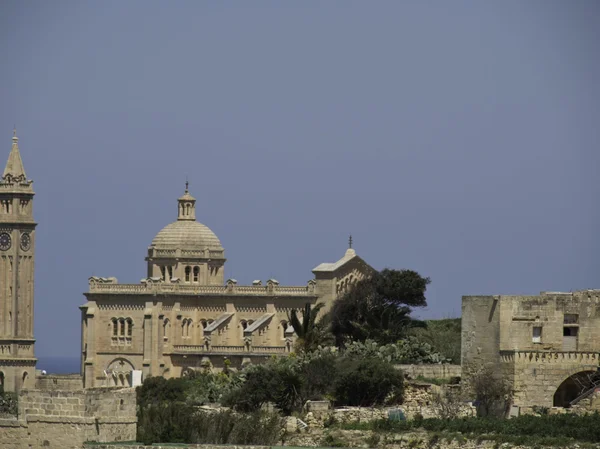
left=79, top=180, right=375, bottom=388
left=0, top=131, right=374, bottom=391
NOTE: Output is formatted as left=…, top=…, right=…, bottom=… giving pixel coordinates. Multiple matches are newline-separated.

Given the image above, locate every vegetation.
left=222, top=349, right=404, bottom=412
left=288, top=302, right=333, bottom=352
left=409, top=318, right=461, bottom=364
left=137, top=405, right=282, bottom=445
left=330, top=269, right=430, bottom=346
left=464, top=364, right=512, bottom=417
left=0, top=392, right=17, bottom=417
left=339, top=413, right=600, bottom=445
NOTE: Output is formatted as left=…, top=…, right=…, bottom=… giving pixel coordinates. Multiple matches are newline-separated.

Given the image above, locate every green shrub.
left=0, top=392, right=17, bottom=416
left=333, top=356, right=404, bottom=406
left=137, top=405, right=282, bottom=445
left=340, top=413, right=600, bottom=444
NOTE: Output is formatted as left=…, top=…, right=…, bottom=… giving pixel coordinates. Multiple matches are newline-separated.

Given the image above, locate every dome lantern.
left=177, top=180, right=196, bottom=221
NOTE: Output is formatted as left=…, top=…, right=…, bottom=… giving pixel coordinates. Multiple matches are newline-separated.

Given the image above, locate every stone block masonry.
left=0, top=387, right=136, bottom=449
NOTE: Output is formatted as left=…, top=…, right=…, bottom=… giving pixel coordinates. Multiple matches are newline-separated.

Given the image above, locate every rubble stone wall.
left=0, top=388, right=136, bottom=449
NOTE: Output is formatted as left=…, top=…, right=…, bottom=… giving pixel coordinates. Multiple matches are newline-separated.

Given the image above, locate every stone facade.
left=0, top=387, right=136, bottom=449
left=462, top=291, right=600, bottom=409
left=80, top=185, right=375, bottom=388
left=0, top=130, right=37, bottom=392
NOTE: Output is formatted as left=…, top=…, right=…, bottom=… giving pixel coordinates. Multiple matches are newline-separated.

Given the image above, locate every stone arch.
left=106, top=357, right=135, bottom=387
left=553, top=370, right=598, bottom=407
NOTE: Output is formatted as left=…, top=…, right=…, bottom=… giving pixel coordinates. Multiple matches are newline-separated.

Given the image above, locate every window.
left=200, top=319, right=208, bottom=329
left=160, top=266, right=166, bottom=280
left=112, top=318, right=118, bottom=337
left=193, top=266, right=199, bottom=283
left=119, top=318, right=126, bottom=337
left=563, top=327, right=578, bottom=337
left=532, top=327, right=542, bottom=343
left=167, top=266, right=173, bottom=280
left=185, top=266, right=191, bottom=282
left=126, top=319, right=133, bottom=337
left=163, top=319, right=170, bottom=341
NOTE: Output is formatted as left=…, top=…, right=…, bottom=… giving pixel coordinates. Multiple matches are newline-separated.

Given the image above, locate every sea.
left=36, top=356, right=81, bottom=375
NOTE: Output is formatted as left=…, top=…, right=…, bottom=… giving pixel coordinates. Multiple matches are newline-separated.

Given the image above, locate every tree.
left=330, top=269, right=430, bottom=346
left=288, top=302, right=332, bottom=352
left=464, top=364, right=513, bottom=418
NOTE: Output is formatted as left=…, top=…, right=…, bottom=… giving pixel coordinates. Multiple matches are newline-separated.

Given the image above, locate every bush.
left=137, top=405, right=282, bottom=445
left=0, top=392, right=17, bottom=416
left=333, top=356, right=404, bottom=407
left=340, top=413, right=600, bottom=444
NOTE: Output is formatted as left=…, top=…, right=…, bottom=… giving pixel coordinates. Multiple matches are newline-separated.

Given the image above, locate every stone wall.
left=395, top=364, right=461, bottom=380
left=0, top=387, right=136, bottom=449
left=35, top=374, right=83, bottom=391
left=302, top=382, right=475, bottom=428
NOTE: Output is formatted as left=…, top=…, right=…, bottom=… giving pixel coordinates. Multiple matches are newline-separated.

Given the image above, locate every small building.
left=80, top=186, right=375, bottom=388
left=462, top=291, right=600, bottom=409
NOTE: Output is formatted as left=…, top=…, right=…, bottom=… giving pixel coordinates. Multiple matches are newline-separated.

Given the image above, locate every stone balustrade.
left=88, top=280, right=317, bottom=296
left=172, top=344, right=287, bottom=355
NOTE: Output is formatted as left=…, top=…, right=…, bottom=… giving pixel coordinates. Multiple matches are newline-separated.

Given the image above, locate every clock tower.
left=0, top=129, right=36, bottom=391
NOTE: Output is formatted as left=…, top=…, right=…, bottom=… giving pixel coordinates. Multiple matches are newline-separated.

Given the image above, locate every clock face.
left=0, top=233, right=11, bottom=251
left=20, top=233, right=31, bottom=251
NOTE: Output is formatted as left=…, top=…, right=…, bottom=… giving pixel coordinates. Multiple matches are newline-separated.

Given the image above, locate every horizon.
left=1, top=1, right=598, bottom=359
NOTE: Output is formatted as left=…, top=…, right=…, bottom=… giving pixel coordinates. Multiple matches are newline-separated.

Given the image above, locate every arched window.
left=193, top=266, right=199, bottom=283
left=112, top=318, right=118, bottom=337
left=185, top=266, right=191, bottom=282
left=240, top=320, right=247, bottom=337
left=22, top=371, right=28, bottom=387
left=126, top=318, right=133, bottom=337
left=163, top=319, right=170, bottom=341
left=119, top=318, right=126, bottom=337
left=167, top=266, right=173, bottom=280
left=200, top=319, right=207, bottom=329
left=182, top=319, right=187, bottom=337
left=0, top=371, right=5, bottom=393
left=160, top=266, right=166, bottom=280
left=187, top=320, right=193, bottom=338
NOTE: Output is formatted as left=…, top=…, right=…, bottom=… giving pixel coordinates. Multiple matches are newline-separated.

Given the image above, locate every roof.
left=312, top=248, right=358, bottom=272
left=2, top=131, right=27, bottom=180
left=151, top=220, right=223, bottom=250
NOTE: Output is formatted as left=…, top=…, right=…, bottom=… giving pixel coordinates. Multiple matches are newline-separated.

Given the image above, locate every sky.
left=0, top=1, right=599, bottom=359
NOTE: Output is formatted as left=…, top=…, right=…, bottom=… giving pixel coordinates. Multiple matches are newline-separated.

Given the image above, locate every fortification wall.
left=0, top=388, right=136, bottom=449
left=35, top=374, right=83, bottom=391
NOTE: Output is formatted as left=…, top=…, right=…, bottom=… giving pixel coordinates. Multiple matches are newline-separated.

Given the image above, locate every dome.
left=151, top=220, right=223, bottom=250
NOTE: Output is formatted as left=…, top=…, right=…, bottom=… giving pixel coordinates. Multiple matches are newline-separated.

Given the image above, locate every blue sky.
left=1, top=1, right=599, bottom=358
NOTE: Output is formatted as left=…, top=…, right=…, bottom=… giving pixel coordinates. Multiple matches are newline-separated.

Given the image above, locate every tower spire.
left=348, top=234, right=353, bottom=249
left=2, top=128, right=28, bottom=183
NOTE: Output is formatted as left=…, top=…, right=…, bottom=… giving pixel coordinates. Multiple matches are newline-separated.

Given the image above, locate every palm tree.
left=288, top=302, right=330, bottom=352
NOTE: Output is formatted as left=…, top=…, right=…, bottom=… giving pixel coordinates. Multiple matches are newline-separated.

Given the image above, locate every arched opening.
left=281, top=321, right=288, bottom=339
left=163, top=319, right=170, bottom=342
left=193, top=266, right=199, bottom=283
left=106, top=358, right=135, bottom=387
left=185, top=266, right=191, bottom=282
left=22, top=371, right=29, bottom=388
left=553, top=370, right=599, bottom=407
left=0, top=371, right=4, bottom=393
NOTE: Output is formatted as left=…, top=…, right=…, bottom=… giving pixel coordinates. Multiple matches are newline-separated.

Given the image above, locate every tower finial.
left=185, top=176, right=189, bottom=193
left=348, top=234, right=353, bottom=249
left=12, top=126, right=17, bottom=142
